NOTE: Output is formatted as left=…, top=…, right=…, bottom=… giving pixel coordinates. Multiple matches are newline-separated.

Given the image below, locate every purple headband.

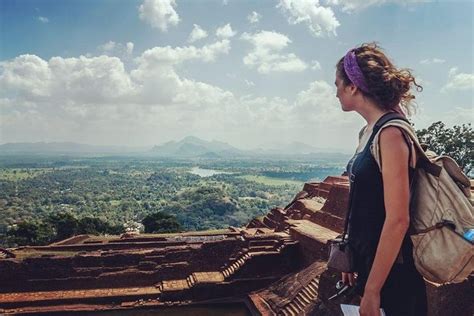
left=343, top=49, right=370, bottom=93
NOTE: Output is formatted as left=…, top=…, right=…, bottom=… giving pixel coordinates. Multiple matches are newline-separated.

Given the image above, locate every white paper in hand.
left=340, top=304, right=386, bottom=316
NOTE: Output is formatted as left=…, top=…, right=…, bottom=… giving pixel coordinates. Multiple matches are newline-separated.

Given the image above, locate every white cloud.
left=126, top=42, right=134, bottom=55
left=138, top=0, right=179, bottom=32
left=244, top=79, right=255, bottom=86
left=441, top=67, right=474, bottom=92
left=38, top=16, right=49, bottom=23
left=241, top=31, right=307, bottom=74
left=216, top=23, right=237, bottom=39
left=0, top=48, right=364, bottom=150
left=0, top=39, right=239, bottom=145
left=311, top=60, right=321, bottom=70
left=277, top=0, right=339, bottom=37
left=443, top=106, right=474, bottom=126
left=412, top=102, right=473, bottom=130
left=247, top=11, right=261, bottom=24
left=420, top=58, right=445, bottom=65
left=48, top=55, right=135, bottom=102
left=134, top=40, right=230, bottom=65
left=293, top=80, right=349, bottom=124
left=324, top=0, right=430, bottom=12
left=221, top=80, right=362, bottom=149
left=188, top=24, right=208, bottom=43
left=130, top=41, right=232, bottom=106
left=98, top=41, right=135, bottom=58
left=0, top=54, right=52, bottom=98
left=0, top=40, right=231, bottom=111
left=98, top=41, right=116, bottom=53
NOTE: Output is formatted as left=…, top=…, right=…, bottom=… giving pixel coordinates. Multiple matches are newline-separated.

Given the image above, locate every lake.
left=188, top=167, right=232, bottom=177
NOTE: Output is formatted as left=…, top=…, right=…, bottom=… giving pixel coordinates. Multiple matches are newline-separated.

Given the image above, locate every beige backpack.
left=371, top=119, right=474, bottom=284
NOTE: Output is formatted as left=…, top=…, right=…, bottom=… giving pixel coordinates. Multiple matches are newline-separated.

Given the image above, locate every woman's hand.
left=341, top=272, right=356, bottom=286
left=359, top=290, right=381, bottom=316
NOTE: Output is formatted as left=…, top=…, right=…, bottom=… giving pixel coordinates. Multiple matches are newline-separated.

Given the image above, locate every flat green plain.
left=239, top=175, right=303, bottom=187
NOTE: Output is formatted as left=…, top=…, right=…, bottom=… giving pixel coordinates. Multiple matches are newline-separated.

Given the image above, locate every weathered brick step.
left=278, top=278, right=320, bottom=315
left=0, top=303, right=105, bottom=315
left=27, top=240, right=188, bottom=252
left=248, top=245, right=277, bottom=252
left=0, top=248, right=15, bottom=259
left=0, top=286, right=161, bottom=309
left=160, top=271, right=225, bottom=293
left=280, top=240, right=299, bottom=246
left=287, top=302, right=300, bottom=314
left=160, top=279, right=189, bottom=292
left=304, top=282, right=318, bottom=297
left=248, top=250, right=280, bottom=256
left=310, top=210, right=344, bottom=234
left=248, top=239, right=279, bottom=247
left=186, top=274, right=195, bottom=287
left=73, top=266, right=126, bottom=277
left=143, top=255, right=166, bottom=260
left=266, top=210, right=286, bottom=223
left=262, top=216, right=279, bottom=228
left=315, top=189, right=330, bottom=199
left=222, top=253, right=252, bottom=278
left=222, top=244, right=286, bottom=278
left=280, top=309, right=292, bottom=316
left=318, top=182, right=333, bottom=191
left=287, top=219, right=339, bottom=257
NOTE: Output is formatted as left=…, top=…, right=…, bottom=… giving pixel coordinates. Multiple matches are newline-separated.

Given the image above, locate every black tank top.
left=346, top=112, right=416, bottom=294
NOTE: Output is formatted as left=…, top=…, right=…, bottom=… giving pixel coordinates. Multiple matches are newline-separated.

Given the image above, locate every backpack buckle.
left=350, top=174, right=356, bottom=183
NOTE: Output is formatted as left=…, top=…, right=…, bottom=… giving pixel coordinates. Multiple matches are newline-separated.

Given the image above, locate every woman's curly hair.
left=336, top=42, right=422, bottom=116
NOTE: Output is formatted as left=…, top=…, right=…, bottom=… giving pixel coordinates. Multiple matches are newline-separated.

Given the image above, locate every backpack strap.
left=372, top=119, right=442, bottom=177
left=374, top=112, right=410, bottom=129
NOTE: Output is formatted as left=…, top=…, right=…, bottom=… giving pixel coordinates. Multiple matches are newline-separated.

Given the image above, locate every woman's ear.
left=348, top=83, right=358, bottom=95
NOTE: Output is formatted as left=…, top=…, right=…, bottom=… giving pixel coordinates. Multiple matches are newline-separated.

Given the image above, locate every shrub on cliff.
left=7, top=221, right=55, bottom=246
left=142, top=211, right=182, bottom=234
left=77, top=216, right=123, bottom=235
left=46, top=212, right=79, bottom=242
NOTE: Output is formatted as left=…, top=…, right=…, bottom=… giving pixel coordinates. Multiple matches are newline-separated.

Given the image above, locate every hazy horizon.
left=1, top=0, right=472, bottom=152
left=0, top=135, right=354, bottom=154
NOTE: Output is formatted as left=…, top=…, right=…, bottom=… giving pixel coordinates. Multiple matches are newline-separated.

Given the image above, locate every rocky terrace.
left=0, top=175, right=472, bottom=315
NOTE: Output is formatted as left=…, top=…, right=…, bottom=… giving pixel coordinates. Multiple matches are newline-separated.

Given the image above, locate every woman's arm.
left=360, top=126, right=411, bottom=315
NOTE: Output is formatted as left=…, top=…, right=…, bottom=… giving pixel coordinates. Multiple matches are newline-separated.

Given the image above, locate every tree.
left=142, top=212, right=182, bottom=234
left=7, top=221, right=54, bottom=246
left=46, top=212, right=79, bottom=241
left=416, top=122, right=473, bottom=175
left=77, top=217, right=103, bottom=235
left=77, top=217, right=123, bottom=235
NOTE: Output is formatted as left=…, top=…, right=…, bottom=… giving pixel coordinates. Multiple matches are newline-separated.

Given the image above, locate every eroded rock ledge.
left=1, top=176, right=472, bottom=315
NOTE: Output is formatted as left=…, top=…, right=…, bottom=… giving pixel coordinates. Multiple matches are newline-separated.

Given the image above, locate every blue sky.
left=0, top=0, right=472, bottom=151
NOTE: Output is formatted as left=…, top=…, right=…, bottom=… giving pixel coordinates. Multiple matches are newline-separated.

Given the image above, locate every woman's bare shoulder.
left=379, top=126, right=411, bottom=166
left=379, top=126, right=405, bottom=142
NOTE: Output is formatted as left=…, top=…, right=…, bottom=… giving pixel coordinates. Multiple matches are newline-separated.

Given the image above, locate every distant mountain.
left=150, top=136, right=245, bottom=157
left=197, top=151, right=222, bottom=159
left=0, top=138, right=350, bottom=158
left=0, top=142, right=146, bottom=155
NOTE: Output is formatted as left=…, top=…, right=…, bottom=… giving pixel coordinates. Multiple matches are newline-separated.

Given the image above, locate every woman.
left=334, top=43, right=428, bottom=316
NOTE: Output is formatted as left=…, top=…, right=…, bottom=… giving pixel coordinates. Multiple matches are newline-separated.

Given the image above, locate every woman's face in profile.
left=335, top=73, right=353, bottom=112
